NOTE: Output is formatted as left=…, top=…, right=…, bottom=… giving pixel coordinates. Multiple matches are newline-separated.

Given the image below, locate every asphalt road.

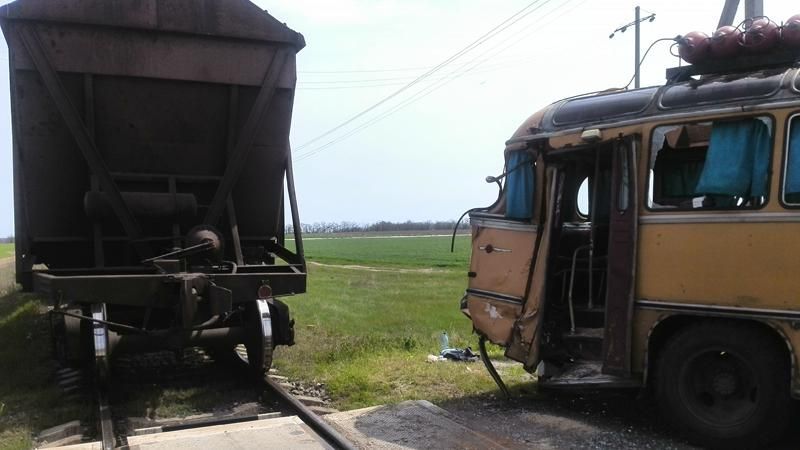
left=441, top=388, right=799, bottom=449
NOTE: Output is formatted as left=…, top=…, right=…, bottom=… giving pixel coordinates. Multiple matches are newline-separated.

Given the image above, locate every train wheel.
left=91, top=303, right=110, bottom=385
left=655, top=322, right=790, bottom=448
left=244, top=299, right=274, bottom=377
left=51, top=306, right=87, bottom=367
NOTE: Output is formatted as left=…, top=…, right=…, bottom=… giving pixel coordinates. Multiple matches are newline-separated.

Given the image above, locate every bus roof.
left=508, top=66, right=800, bottom=148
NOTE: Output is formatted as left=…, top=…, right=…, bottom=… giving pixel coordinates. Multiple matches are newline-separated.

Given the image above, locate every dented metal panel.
left=468, top=222, right=537, bottom=298
left=466, top=293, right=521, bottom=347
left=512, top=168, right=558, bottom=368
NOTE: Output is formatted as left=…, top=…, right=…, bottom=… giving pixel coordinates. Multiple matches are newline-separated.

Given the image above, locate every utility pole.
left=609, top=6, right=655, bottom=89
left=718, top=0, right=740, bottom=27
left=719, top=0, right=764, bottom=27
left=744, top=0, right=763, bottom=19
left=635, top=6, right=640, bottom=89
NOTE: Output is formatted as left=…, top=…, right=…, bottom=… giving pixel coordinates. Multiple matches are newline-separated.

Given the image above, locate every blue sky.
left=0, top=1, right=797, bottom=236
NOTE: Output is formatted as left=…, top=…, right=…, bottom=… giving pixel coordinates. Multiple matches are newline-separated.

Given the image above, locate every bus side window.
left=504, top=151, right=535, bottom=220
left=648, top=117, right=771, bottom=210
left=783, top=115, right=800, bottom=204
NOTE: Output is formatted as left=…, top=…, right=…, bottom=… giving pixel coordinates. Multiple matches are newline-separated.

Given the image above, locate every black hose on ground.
left=478, top=336, right=510, bottom=400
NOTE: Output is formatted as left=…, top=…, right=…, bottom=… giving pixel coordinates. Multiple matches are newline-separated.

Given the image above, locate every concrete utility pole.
left=718, top=0, right=740, bottom=27
left=718, top=0, right=764, bottom=27
left=745, top=0, right=763, bottom=19
left=609, top=6, right=655, bottom=89
left=635, top=6, right=640, bottom=89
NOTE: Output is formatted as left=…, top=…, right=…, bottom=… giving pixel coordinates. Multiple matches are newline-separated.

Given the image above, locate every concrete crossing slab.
left=324, top=400, right=507, bottom=450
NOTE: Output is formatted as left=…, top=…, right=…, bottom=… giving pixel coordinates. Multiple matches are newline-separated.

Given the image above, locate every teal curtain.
left=660, top=161, right=704, bottom=198
left=505, top=152, right=535, bottom=219
left=695, top=119, right=770, bottom=198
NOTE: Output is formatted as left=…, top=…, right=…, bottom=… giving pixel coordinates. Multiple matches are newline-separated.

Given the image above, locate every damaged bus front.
left=461, top=60, right=800, bottom=448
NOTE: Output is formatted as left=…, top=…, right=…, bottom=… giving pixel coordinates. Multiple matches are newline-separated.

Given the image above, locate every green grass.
left=273, top=235, right=530, bottom=410
left=0, top=232, right=528, bottom=445
left=0, top=245, right=13, bottom=260
left=290, top=234, right=471, bottom=269
left=0, top=290, right=90, bottom=450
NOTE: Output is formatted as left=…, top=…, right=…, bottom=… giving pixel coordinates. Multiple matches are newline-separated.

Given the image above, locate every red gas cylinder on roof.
left=677, top=31, right=710, bottom=64
left=781, top=14, right=800, bottom=48
left=709, top=25, right=742, bottom=58
left=741, top=17, right=780, bottom=53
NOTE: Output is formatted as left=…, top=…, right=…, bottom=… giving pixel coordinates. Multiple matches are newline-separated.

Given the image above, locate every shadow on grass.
left=107, top=349, right=275, bottom=426
left=0, top=289, right=89, bottom=449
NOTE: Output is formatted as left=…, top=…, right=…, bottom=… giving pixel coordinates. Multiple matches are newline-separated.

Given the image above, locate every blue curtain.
left=505, top=151, right=535, bottom=219
left=695, top=119, right=770, bottom=198
left=785, top=119, right=800, bottom=196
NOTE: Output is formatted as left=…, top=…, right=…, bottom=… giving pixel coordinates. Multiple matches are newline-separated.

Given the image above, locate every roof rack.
left=666, top=49, right=800, bottom=84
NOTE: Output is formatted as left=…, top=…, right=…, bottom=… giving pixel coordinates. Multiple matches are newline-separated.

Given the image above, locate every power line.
left=299, top=65, right=433, bottom=75
left=297, top=54, right=540, bottom=85
left=294, top=0, right=548, bottom=152
left=296, top=0, right=579, bottom=162
left=297, top=51, right=546, bottom=80
left=295, top=55, right=544, bottom=90
left=295, top=0, right=585, bottom=163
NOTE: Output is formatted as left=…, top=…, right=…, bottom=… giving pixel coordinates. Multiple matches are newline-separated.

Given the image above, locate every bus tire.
left=654, top=321, right=790, bottom=449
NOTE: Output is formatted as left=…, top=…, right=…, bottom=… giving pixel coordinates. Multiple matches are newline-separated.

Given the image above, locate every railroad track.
left=50, top=345, right=354, bottom=449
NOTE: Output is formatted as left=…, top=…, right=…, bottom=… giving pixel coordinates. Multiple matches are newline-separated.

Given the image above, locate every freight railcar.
left=0, top=0, right=306, bottom=375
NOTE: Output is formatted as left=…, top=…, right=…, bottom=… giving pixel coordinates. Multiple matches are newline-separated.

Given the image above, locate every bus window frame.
left=780, top=112, right=800, bottom=208
left=644, top=114, right=775, bottom=213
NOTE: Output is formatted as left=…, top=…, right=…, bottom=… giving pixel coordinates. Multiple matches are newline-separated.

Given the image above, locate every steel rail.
left=87, top=356, right=357, bottom=449
left=97, top=386, right=115, bottom=450
left=262, top=376, right=357, bottom=450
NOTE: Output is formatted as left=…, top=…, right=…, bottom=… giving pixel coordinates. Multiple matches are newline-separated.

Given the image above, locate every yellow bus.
left=462, top=62, right=800, bottom=447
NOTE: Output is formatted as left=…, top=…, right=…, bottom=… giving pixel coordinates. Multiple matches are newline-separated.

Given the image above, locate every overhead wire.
left=619, top=37, right=677, bottom=90
left=295, top=0, right=586, bottom=163
left=296, top=0, right=579, bottom=162
left=299, top=65, right=436, bottom=75
left=297, top=54, right=542, bottom=86
left=296, top=54, right=544, bottom=90
left=294, top=0, right=549, bottom=152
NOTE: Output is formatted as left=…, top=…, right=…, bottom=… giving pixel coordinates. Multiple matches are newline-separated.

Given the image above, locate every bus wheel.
left=655, top=322, right=790, bottom=448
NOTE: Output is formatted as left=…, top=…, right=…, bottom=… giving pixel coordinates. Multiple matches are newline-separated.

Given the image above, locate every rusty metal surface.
left=601, top=139, right=638, bottom=376
left=34, top=269, right=305, bottom=307
left=505, top=67, right=800, bottom=148
left=0, top=0, right=305, bottom=48
left=1, top=0, right=305, bottom=288
left=2, top=0, right=307, bottom=367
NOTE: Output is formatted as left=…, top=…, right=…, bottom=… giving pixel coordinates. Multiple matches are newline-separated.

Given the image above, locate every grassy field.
left=0, top=254, right=89, bottom=450
left=276, top=234, right=530, bottom=409
left=0, top=235, right=531, bottom=448
left=0, top=244, right=13, bottom=259
left=289, top=234, right=470, bottom=269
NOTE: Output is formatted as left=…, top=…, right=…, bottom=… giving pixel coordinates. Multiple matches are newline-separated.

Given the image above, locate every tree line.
left=286, top=220, right=469, bottom=234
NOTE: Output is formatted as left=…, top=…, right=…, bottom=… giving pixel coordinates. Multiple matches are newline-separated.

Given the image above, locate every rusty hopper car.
left=0, top=0, right=307, bottom=376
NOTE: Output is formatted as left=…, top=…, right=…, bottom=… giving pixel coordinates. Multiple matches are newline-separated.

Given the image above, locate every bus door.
left=464, top=151, right=542, bottom=358
left=602, top=137, right=638, bottom=376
